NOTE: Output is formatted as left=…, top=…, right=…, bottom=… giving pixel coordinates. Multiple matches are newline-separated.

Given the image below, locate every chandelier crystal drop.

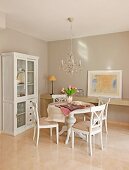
left=60, top=17, right=82, bottom=74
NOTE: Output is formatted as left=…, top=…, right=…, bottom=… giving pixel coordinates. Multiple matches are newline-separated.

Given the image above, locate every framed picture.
left=88, top=70, right=122, bottom=98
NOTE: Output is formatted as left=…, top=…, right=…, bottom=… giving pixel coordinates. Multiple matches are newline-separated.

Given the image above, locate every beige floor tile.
left=0, top=124, right=129, bottom=170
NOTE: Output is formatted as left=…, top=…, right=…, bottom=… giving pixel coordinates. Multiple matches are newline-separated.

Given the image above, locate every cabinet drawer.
left=27, top=98, right=37, bottom=125
left=27, top=99, right=37, bottom=111
left=27, top=99, right=37, bottom=107
left=27, top=115, right=34, bottom=125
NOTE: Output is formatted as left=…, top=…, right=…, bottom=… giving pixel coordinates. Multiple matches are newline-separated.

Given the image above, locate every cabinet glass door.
left=17, top=59, right=26, bottom=97
left=17, top=102, right=26, bottom=128
left=27, top=61, right=34, bottom=95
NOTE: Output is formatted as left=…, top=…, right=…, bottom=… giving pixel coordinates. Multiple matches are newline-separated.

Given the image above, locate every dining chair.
left=52, top=94, right=68, bottom=135
left=32, top=102, right=59, bottom=146
left=84, top=97, right=110, bottom=133
left=98, top=97, right=110, bottom=133
left=52, top=94, right=67, bottom=102
left=71, top=104, right=106, bottom=156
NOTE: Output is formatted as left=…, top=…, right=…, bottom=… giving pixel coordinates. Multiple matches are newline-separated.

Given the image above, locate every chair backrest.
left=98, top=97, right=110, bottom=118
left=90, top=104, right=106, bottom=133
left=52, top=94, right=67, bottom=102
left=32, top=102, right=39, bottom=127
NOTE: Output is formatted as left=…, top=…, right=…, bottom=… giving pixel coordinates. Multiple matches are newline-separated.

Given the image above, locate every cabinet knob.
left=30, top=107, right=32, bottom=109
left=30, top=119, right=32, bottom=121
left=30, top=101, right=32, bottom=103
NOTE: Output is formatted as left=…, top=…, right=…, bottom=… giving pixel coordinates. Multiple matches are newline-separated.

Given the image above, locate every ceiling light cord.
left=60, top=17, right=82, bottom=74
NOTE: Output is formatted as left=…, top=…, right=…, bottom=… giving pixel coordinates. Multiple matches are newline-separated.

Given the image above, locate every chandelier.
left=60, top=17, right=82, bottom=74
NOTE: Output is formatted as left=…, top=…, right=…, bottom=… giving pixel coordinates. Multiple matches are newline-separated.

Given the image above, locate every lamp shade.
left=48, top=75, right=56, bottom=81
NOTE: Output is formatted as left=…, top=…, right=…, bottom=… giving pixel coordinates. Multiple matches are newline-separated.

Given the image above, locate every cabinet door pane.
left=17, top=102, right=26, bottom=128
left=17, top=59, right=26, bottom=97
left=27, top=61, right=34, bottom=95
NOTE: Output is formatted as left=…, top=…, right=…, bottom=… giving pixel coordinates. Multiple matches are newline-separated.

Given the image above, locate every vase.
left=67, top=96, right=73, bottom=103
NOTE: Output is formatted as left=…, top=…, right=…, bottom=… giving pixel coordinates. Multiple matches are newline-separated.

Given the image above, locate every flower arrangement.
left=61, top=85, right=77, bottom=97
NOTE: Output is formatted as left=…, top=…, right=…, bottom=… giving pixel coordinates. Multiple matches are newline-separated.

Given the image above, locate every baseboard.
left=108, top=120, right=129, bottom=127
left=1, top=131, right=14, bottom=136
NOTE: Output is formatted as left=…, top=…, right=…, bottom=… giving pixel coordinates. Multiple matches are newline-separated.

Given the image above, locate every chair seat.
left=39, top=117, right=58, bottom=127
left=73, top=121, right=101, bottom=134
left=73, top=121, right=90, bottom=131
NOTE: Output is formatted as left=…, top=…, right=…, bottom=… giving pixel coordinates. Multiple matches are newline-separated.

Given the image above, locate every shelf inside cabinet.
left=16, top=112, right=26, bottom=116
left=17, top=70, right=25, bottom=73
left=17, top=83, right=25, bottom=86
left=17, top=94, right=26, bottom=97
left=27, top=82, right=34, bottom=85
left=27, top=71, right=34, bottom=73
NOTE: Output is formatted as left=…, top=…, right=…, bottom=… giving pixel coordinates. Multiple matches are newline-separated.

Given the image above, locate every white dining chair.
left=52, top=94, right=68, bottom=135
left=52, top=94, right=67, bottom=102
left=32, top=102, right=59, bottom=146
left=71, top=104, right=106, bottom=156
left=98, top=97, right=110, bottom=133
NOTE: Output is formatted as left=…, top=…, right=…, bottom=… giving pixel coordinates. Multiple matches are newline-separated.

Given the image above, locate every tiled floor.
left=0, top=124, right=129, bottom=170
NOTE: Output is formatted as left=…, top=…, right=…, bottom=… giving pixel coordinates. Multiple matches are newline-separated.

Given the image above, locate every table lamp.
left=48, top=75, right=56, bottom=95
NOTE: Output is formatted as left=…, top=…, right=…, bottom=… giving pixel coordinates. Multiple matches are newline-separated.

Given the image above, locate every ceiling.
left=0, top=0, right=129, bottom=41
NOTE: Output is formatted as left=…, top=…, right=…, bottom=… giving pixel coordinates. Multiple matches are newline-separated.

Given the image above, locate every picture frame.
left=88, top=70, right=122, bottom=98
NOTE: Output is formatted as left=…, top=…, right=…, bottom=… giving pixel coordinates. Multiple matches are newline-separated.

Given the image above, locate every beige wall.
left=48, top=31, right=129, bottom=124
left=0, top=28, right=48, bottom=131
left=0, top=56, right=1, bottom=131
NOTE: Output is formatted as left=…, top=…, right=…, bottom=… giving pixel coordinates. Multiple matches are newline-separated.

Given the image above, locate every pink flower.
left=68, top=85, right=72, bottom=89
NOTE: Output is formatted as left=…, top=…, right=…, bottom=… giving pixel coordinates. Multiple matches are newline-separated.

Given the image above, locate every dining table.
left=47, top=101, right=94, bottom=144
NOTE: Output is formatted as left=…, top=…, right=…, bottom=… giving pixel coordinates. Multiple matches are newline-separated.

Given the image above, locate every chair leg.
left=105, top=119, right=108, bottom=133
left=86, top=134, right=88, bottom=142
left=33, top=126, right=36, bottom=140
left=50, top=128, right=53, bottom=137
left=36, top=128, right=40, bottom=146
left=100, top=131, right=103, bottom=150
left=71, top=129, right=74, bottom=149
left=89, top=135, right=92, bottom=156
left=56, top=125, right=59, bottom=144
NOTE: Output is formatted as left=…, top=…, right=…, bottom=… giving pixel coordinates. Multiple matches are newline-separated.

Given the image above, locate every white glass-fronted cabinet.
left=2, top=52, right=39, bottom=136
